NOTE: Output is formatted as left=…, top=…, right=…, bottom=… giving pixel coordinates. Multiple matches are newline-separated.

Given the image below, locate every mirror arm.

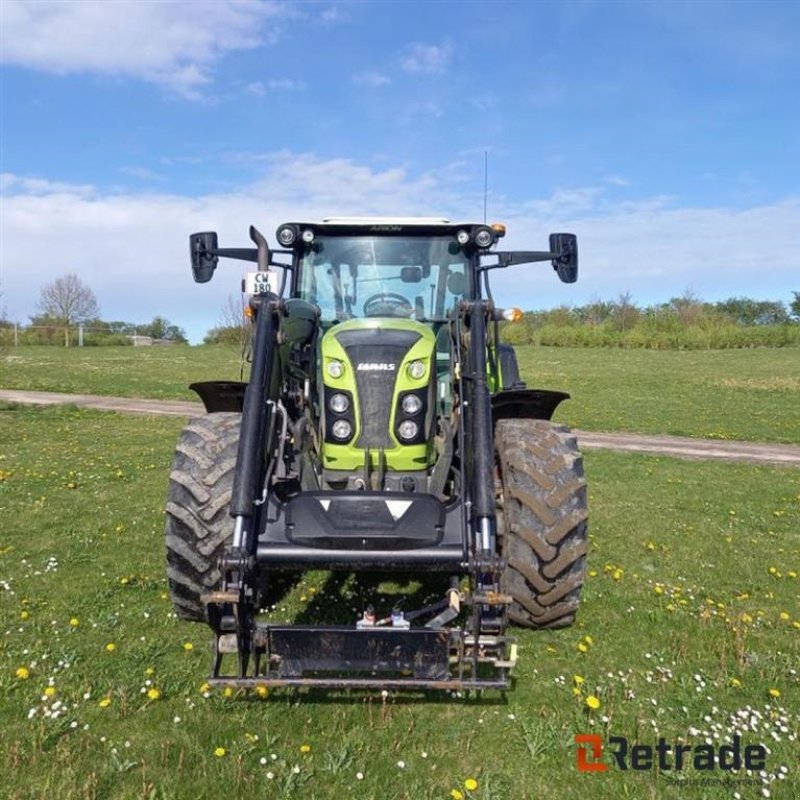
left=210, top=247, right=258, bottom=263
left=480, top=250, right=560, bottom=270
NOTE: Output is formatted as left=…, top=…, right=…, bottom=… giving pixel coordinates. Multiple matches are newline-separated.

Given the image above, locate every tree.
left=789, top=291, right=800, bottom=322
left=36, top=273, right=100, bottom=327
left=139, top=316, right=188, bottom=343
left=204, top=295, right=249, bottom=345
left=714, top=297, right=788, bottom=326
left=611, top=291, right=639, bottom=331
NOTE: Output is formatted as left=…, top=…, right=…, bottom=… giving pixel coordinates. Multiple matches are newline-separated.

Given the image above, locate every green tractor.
left=166, top=217, right=587, bottom=690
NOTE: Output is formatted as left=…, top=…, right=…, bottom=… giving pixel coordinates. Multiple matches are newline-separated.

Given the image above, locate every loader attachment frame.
left=202, top=296, right=516, bottom=690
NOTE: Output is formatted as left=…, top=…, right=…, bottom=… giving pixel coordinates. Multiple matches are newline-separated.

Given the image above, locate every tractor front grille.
left=334, top=328, right=421, bottom=449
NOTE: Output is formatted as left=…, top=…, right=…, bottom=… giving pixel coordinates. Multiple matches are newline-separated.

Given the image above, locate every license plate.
left=245, top=271, right=273, bottom=295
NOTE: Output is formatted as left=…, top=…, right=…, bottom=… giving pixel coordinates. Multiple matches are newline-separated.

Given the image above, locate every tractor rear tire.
left=495, top=418, right=588, bottom=629
left=165, top=413, right=240, bottom=621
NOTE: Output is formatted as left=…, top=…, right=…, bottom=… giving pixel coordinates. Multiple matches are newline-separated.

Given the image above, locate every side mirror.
left=549, top=233, right=578, bottom=284
left=190, top=232, right=219, bottom=283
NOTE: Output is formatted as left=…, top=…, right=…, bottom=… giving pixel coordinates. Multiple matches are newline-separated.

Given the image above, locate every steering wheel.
left=363, top=292, right=414, bottom=317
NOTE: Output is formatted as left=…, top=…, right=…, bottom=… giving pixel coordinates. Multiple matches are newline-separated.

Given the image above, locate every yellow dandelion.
left=200, top=682, right=211, bottom=693
left=572, top=687, right=582, bottom=696
left=147, top=688, right=161, bottom=701
left=585, top=695, right=601, bottom=710
left=105, top=642, right=117, bottom=653
left=223, top=687, right=233, bottom=698
left=145, top=666, right=155, bottom=675
left=99, top=697, right=112, bottom=708
left=464, top=778, right=478, bottom=791
left=255, top=685, right=269, bottom=698
left=740, top=613, right=753, bottom=624
left=450, top=791, right=464, bottom=800
left=612, top=568, right=623, bottom=581
left=15, top=666, right=30, bottom=680
left=183, top=642, right=194, bottom=651
left=577, top=643, right=588, bottom=653
left=768, top=688, right=780, bottom=698
left=654, top=585, right=664, bottom=595
left=44, top=686, right=56, bottom=697
left=588, top=569, right=598, bottom=577
left=69, top=617, right=79, bottom=627
left=573, top=674, right=585, bottom=685
left=300, top=744, right=311, bottom=753
left=20, top=610, right=29, bottom=620
left=214, top=747, right=226, bottom=757
left=729, top=678, right=742, bottom=688
left=583, top=635, right=593, bottom=645
left=779, top=612, right=790, bottom=621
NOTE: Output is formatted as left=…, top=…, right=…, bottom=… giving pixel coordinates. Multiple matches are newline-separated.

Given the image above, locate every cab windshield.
left=298, top=236, right=469, bottom=322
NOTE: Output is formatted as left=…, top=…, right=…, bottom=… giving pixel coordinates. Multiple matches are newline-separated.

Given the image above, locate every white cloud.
left=266, top=78, right=306, bottom=91
left=400, top=42, right=452, bottom=74
left=352, top=71, right=392, bottom=87
left=246, top=78, right=306, bottom=96
left=493, top=196, right=800, bottom=309
left=0, top=0, right=289, bottom=98
left=119, top=166, right=165, bottom=182
left=2, top=158, right=798, bottom=342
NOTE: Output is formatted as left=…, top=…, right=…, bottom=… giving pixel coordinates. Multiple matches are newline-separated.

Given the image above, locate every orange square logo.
left=575, top=734, right=608, bottom=772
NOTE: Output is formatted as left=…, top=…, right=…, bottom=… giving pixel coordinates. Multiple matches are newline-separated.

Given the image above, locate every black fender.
left=189, top=381, right=247, bottom=413
left=491, top=388, right=569, bottom=422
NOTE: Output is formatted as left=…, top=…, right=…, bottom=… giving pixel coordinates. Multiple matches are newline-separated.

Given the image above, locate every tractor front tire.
left=495, top=418, right=588, bottom=629
left=165, top=413, right=240, bottom=621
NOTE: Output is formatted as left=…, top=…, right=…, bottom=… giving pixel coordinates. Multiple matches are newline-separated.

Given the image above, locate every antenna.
left=483, top=149, right=488, bottom=223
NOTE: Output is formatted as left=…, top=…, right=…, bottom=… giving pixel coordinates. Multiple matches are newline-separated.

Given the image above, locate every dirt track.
left=2, top=389, right=799, bottom=468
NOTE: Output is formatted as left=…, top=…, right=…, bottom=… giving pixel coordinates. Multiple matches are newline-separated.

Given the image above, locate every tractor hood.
left=320, top=318, right=437, bottom=473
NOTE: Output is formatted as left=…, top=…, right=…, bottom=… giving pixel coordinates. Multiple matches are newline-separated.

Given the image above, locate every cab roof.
left=280, top=218, right=497, bottom=237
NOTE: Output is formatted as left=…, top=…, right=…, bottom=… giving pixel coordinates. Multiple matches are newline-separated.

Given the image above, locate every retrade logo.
left=575, top=734, right=767, bottom=773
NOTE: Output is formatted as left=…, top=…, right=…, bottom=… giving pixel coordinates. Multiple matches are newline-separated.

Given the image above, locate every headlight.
left=277, top=224, right=297, bottom=247
left=456, top=230, right=470, bottom=245
left=329, top=393, right=350, bottom=413
left=331, top=420, right=352, bottom=440
left=397, top=420, right=419, bottom=441
left=473, top=225, right=495, bottom=248
left=401, top=394, right=423, bottom=414
left=301, top=228, right=315, bottom=243
left=327, top=360, right=344, bottom=379
left=407, top=360, right=426, bottom=380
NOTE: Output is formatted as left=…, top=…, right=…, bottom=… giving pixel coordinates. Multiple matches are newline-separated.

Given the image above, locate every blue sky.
left=2, top=0, right=798, bottom=342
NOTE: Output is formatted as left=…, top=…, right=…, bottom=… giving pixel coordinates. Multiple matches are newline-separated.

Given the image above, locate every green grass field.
left=3, top=344, right=800, bottom=443
left=1, top=406, right=798, bottom=799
